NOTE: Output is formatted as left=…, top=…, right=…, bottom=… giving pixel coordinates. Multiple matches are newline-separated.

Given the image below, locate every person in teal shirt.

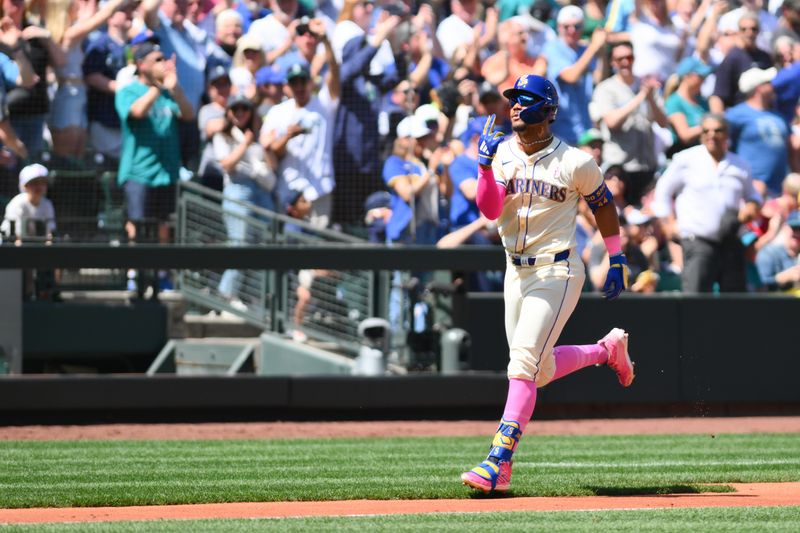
left=115, top=41, right=194, bottom=244
left=664, top=57, right=712, bottom=157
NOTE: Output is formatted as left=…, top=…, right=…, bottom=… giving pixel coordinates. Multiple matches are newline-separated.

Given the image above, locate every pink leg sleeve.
left=550, top=344, right=608, bottom=383
left=476, top=166, right=506, bottom=220
left=502, top=378, right=537, bottom=433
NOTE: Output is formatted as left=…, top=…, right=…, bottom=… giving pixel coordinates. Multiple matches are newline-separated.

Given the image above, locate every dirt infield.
left=1, top=483, right=798, bottom=524
left=3, top=416, right=800, bottom=440
left=1, top=417, right=798, bottom=524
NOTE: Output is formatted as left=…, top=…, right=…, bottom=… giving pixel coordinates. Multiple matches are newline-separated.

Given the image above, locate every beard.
left=512, top=121, right=528, bottom=132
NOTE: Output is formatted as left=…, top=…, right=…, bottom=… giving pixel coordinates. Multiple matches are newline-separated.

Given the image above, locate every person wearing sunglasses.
left=461, top=74, right=635, bottom=494
left=652, top=113, right=761, bottom=293
left=533, top=5, right=607, bottom=146
left=709, top=11, right=772, bottom=113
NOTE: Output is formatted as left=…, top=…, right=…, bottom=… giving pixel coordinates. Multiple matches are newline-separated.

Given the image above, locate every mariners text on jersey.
left=507, top=177, right=568, bottom=202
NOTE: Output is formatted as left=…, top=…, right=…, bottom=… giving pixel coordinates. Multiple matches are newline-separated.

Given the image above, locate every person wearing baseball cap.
left=1, top=164, right=56, bottom=242
left=381, top=114, right=441, bottom=244
left=115, top=33, right=194, bottom=247
left=577, top=128, right=603, bottom=166
left=261, top=13, right=341, bottom=230
left=538, top=3, right=607, bottom=146
left=253, top=65, right=287, bottom=118
left=726, top=66, right=789, bottom=196
left=664, top=57, right=713, bottom=155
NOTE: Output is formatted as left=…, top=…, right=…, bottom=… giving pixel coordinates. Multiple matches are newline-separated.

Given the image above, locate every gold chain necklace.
left=517, top=134, right=553, bottom=147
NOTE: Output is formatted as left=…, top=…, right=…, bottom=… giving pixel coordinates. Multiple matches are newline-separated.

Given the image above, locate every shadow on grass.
left=584, top=484, right=735, bottom=496
left=463, top=484, right=736, bottom=499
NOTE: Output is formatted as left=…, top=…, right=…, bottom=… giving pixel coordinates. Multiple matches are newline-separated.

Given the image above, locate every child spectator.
left=1, top=163, right=55, bottom=242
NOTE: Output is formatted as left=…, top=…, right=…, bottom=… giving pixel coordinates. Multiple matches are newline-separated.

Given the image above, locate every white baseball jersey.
left=491, top=137, right=604, bottom=257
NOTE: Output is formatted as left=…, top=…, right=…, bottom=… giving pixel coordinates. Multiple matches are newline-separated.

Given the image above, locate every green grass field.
left=1, top=507, right=800, bottom=533
left=1, top=433, right=798, bottom=508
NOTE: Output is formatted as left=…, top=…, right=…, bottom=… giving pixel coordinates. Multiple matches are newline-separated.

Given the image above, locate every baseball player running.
left=461, top=75, right=635, bottom=493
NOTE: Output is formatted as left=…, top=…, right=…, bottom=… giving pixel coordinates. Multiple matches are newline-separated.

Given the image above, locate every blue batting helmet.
left=502, top=74, right=559, bottom=125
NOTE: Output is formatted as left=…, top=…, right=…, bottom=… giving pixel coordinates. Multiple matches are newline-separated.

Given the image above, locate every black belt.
left=510, top=250, right=570, bottom=267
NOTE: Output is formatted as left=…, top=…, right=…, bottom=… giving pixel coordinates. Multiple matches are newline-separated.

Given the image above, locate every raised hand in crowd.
left=161, top=55, right=179, bottom=91
left=370, top=14, right=402, bottom=48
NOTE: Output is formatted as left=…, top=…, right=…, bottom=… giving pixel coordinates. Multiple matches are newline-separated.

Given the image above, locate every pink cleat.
left=598, top=328, right=635, bottom=387
left=461, top=460, right=513, bottom=493
left=461, top=419, right=520, bottom=492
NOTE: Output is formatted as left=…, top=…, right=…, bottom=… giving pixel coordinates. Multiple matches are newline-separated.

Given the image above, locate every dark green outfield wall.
left=1, top=293, right=797, bottom=423
left=467, top=293, right=800, bottom=407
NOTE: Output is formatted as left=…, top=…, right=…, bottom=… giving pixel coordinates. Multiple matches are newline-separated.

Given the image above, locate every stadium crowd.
left=1, top=0, right=799, bottom=295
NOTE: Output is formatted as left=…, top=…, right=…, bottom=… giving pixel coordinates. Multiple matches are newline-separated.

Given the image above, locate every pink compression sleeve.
left=502, top=378, right=537, bottom=433
left=604, top=234, right=622, bottom=256
left=476, top=166, right=506, bottom=220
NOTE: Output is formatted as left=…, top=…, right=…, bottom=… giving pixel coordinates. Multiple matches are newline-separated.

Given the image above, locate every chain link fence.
left=176, top=181, right=382, bottom=354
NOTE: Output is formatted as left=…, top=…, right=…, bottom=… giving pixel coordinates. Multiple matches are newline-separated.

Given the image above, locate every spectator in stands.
left=773, top=0, right=800, bottom=45
left=236, top=0, right=271, bottom=33
left=205, top=8, right=243, bottom=71
left=382, top=115, right=450, bottom=245
left=197, top=65, right=233, bottom=191
left=1, top=163, right=55, bottom=242
left=665, top=56, right=713, bottom=156
left=590, top=41, right=668, bottom=206
left=726, top=67, right=790, bottom=197
left=652, top=113, right=762, bottom=292
left=589, top=213, right=651, bottom=292
left=116, top=40, right=194, bottom=246
left=0, top=47, right=34, bottom=163
left=771, top=45, right=800, bottom=127
left=604, top=0, right=635, bottom=35
left=577, top=127, right=604, bottom=167
left=229, top=34, right=265, bottom=100
left=364, top=189, right=392, bottom=243
left=534, top=5, right=607, bottom=146
left=481, top=18, right=537, bottom=94
left=442, top=117, right=502, bottom=291
left=262, top=22, right=339, bottom=229
left=143, top=0, right=208, bottom=170
left=756, top=210, right=800, bottom=291
left=671, top=0, right=709, bottom=59
left=332, top=7, right=403, bottom=227
left=405, top=19, right=446, bottom=104
left=629, top=0, right=688, bottom=82
left=247, top=0, right=312, bottom=64
left=436, top=0, right=498, bottom=61
left=45, top=0, right=127, bottom=161
left=2, top=0, right=66, bottom=161
left=475, top=81, right=511, bottom=135
left=83, top=0, right=137, bottom=164
left=253, top=65, right=286, bottom=119
left=752, top=172, right=800, bottom=249
left=214, top=92, right=276, bottom=307
left=710, top=11, right=773, bottom=113
left=272, top=15, right=329, bottom=82
left=717, top=0, right=778, bottom=54
left=1, top=162, right=57, bottom=299
left=448, top=117, right=482, bottom=234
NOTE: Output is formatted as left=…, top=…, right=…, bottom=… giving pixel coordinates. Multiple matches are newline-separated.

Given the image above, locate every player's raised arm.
left=475, top=114, right=507, bottom=220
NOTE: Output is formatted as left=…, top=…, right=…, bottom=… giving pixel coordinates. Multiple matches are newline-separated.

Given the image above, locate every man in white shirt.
left=261, top=19, right=340, bottom=229
left=652, top=113, right=761, bottom=292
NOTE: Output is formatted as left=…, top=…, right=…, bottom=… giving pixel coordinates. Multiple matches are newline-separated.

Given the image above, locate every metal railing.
left=176, top=181, right=380, bottom=354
